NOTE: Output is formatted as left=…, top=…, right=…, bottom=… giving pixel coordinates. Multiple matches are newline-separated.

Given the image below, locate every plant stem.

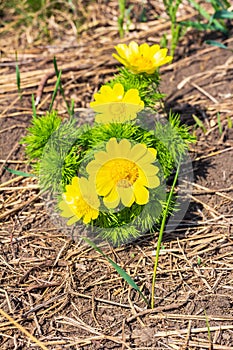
left=151, top=160, right=180, bottom=309
left=118, top=0, right=126, bottom=38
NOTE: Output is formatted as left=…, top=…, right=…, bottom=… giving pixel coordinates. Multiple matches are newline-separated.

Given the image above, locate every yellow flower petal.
left=117, top=138, right=131, bottom=156
left=146, top=175, right=160, bottom=188
left=112, top=83, right=124, bottom=99
left=130, top=143, right=147, bottom=162
left=118, top=186, right=134, bottom=207
left=112, top=53, right=126, bottom=66
left=123, top=89, right=144, bottom=106
left=104, top=187, right=120, bottom=208
left=139, top=43, right=150, bottom=56
left=149, top=44, right=160, bottom=55
left=95, top=174, right=115, bottom=196
left=59, top=200, right=74, bottom=218
left=106, top=137, right=118, bottom=157
left=129, top=41, right=139, bottom=55
left=133, top=182, right=149, bottom=205
left=137, top=151, right=157, bottom=165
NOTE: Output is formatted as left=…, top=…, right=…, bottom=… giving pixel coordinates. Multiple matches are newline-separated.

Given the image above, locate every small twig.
left=126, top=293, right=191, bottom=323
left=191, top=82, right=219, bottom=104
left=70, top=291, right=131, bottom=309
left=194, top=146, right=233, bottom=161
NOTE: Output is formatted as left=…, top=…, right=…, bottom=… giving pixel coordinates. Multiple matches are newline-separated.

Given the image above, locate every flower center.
left=106, top=158, right=139, bottom=188
left=109, top=102, right=126, bottom=116
left=131, top=54, right=152, bottom=67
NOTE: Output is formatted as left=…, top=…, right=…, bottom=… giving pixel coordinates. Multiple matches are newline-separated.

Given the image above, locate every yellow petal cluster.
left=59, top=177, right=100, bottom=225
left=86, top=138, right=160, bottom=209
left=113, top=41, right=172, bottom=74
left=90, top=83, right=144, bottom=123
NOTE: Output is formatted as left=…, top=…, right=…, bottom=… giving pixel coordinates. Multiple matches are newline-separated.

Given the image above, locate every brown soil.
left=0, top=1, right=233, bottom=349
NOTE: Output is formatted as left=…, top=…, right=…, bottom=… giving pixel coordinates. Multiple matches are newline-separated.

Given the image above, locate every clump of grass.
left=162, top=0, right=184, bottom=56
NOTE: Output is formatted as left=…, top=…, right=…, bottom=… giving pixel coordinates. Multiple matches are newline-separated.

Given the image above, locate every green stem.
left=118, top=0, right=126, bottom=38
left=151, top=160, right=181, bottom=308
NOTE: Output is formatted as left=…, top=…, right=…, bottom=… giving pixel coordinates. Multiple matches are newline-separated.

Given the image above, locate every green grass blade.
left=227, top=116, right=232, bottom=129
left=217, top=113, right=223, bottom=135
left=118, top=0, right=126, bottom=38
left=211, top=0, right=230, bottom=11
left=192, top=114, right=207, bottom=133
left=214, top=9, right=233, bottom=19
left=151, top=161, right=180, bottom=308
left=204, top=310, right=212, bottom=345
left=205, top=40, right=229, bottom=49
left=15, top=53, right=21, bottom=99
left=49, top=69, right=62, bottom=112
left=70, top=98, right=75, bottom=117
left=83, top=237, right=149, bottom=305
left=53, top=56, right=72, bottom=116
left=31, top=94, right=37, bottom=118
left=4, top=167, right=36, bottom=178
left=16, top=64, right=21, bottom=94
left=188, top=0, right=212, bottom=20
left=180, top=21, right=216, bottom=31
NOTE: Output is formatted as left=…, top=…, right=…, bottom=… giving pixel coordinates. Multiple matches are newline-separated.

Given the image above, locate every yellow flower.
left=112, top=41, right=173, bottom=74
left=90, top=83, right=144, bottom=123
left=86, top=138, right=160, bottom=209
left=59, top=177, right=100, bottom=225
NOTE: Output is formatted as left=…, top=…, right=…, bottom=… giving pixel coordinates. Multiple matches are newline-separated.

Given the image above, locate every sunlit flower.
left=90, top=83, right=144, bottom=123
left=86, top=138, right=160, bottom=209
left=112, top=41, right=173, bottom=74
left=59, top=177, right=100, bottom=225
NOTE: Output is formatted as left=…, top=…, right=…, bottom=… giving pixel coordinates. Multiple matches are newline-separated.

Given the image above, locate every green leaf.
left=16, top=63, right=21, bottom=94
left=192, top=115, right=207, bottom=133
left=4, top=167, right=36, bottom=178
left=15, top=52, right=21, bottom=98
left=49, top=70, right=62, bottom=112
left=83, top=237, right=149, bottom=305
left=53, top=56, right=72, bottom=116
left=227, top=116, right=232, bottom=129
left=187, top=0, right=212, bottom=21
left=151, top=161, right=181, bottom=308
left=213, top=10, right=233, bottom=19
left=217, top=112, right=223, bottom=135
left=180, top=21, right=216, bottom=31
left=32, top=94, right=37, bottom=118
left=205, top=40, right=229, bottom=49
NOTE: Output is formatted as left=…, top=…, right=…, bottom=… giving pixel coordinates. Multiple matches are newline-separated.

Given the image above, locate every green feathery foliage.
left=23, top=110, right=194, bottom=196
left=35, top=115, right=186, bottom=245
left=109, top=68, right=165, bottom=107
left=38, top=117, right=84, bottom=192
left=154, top=111, right=195, bottom=171
left=21, top=110, right=62, bottom=161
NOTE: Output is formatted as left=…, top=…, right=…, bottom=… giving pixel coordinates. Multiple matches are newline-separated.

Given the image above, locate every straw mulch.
left=0, top=1, right=233, bottom=349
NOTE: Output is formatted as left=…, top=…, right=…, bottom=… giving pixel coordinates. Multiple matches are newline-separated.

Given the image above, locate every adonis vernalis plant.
left=22, top=41, right=195, bottom=246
